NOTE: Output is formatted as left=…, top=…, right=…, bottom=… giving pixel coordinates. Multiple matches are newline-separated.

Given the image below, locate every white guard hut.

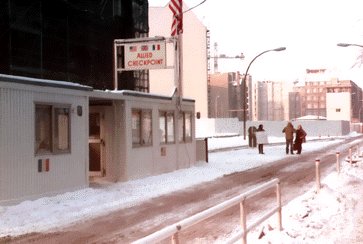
left=0, top=74, right=197, bottom=204
left=89, top=90, right=196, bottom=182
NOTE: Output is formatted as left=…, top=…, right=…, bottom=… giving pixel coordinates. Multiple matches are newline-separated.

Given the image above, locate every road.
left=4, top=136, right=363, bottom=244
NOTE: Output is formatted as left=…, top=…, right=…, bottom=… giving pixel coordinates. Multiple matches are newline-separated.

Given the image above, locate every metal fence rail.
left=133, top=178, right=281, bottom=244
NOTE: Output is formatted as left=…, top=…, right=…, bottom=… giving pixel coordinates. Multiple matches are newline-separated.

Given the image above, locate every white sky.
left=1, top=134, right=363, bottom=243
left=149, top=0, right=363, bottom=85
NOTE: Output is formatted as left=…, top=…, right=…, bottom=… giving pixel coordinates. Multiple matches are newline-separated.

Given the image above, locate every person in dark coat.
left=256, top=124, right=268, bottom=154
left=294, top=124, right=307, bottom=154
left=282, top=122, right=295, bottom=154
left=248, top=126, right=257, bottom=148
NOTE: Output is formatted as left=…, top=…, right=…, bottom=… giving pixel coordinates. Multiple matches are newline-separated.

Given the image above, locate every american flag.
left=169, top=0, right=183, bottom=36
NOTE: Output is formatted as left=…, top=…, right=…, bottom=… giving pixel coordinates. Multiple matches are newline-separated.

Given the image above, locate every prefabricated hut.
left=88, top=89, right=197, bottom=182
left=0, top=74, right=197, bottom=204
left=0, top=74, right=90, bottom=204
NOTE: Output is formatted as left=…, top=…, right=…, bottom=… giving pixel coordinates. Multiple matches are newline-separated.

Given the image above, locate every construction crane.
left=210, top=42, right=244, bottom=73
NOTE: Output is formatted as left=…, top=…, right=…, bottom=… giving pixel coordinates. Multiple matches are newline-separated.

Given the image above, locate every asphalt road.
left=4, top=135, right=363, bottom=244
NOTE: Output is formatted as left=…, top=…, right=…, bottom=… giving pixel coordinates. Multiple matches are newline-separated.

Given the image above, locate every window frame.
left=178, top=111, right=193, bottom=143
left=35, top=103, right=71, bottom=155
left=132, top=108, right=153, bottom=147
left=159, top=111, right=175, bottom=144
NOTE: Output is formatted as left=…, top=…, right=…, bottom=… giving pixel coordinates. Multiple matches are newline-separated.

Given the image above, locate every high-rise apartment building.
left=253, top=80, right=290, bottom=121
left=208, top=72, right=251, bottom=120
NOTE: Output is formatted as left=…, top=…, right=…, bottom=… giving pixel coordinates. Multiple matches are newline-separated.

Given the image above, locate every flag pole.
left=178, top=31, right=183, bottom=101
left=169, top=0, right=183, bottom=108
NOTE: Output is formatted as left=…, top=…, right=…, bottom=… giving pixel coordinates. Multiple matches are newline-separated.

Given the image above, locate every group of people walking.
left=249, top=122, right=307, bottom=155
left=282, top=122, right=307, bottom=155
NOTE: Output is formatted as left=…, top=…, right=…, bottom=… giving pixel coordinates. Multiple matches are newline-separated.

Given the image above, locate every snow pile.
left=244, top=156, right=363, bottom=243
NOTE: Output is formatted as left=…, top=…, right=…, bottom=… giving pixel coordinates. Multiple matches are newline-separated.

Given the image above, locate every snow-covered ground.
left=1, top=134, right=363, bottom=243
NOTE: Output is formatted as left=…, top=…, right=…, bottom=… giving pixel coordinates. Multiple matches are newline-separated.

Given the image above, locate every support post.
left=359, top=143, right=361, bottom=157
left=113, top=41, right=118, bottom=90
left=172, top=232, right=179, bottom=244
left=276, top=181, right=282, bottom=231
left=336, top=152, right=340, bottom=174
left=240, top=199, right=247, bottom=244
left=315, top=159, right=321, bottom=192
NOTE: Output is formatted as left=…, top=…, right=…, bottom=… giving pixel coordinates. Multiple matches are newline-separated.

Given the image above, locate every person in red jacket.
left=294, top=124, right=307, bottom=154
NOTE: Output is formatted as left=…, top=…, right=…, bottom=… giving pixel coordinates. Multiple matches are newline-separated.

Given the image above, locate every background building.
left=292, top=69, right=363, bottom=122
left=253, top=80, right=290, bottom=121
left=148, top=3, right=209, bottom=118
left=208, top=72, right=251, bottom=120
left=209, top=73, right=230, bottom=118
left=0, top=0, right=149, bottom=91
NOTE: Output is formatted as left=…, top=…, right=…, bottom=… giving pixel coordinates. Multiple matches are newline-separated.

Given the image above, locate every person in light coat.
left=282, top=122, right=296, bottom=155
left=255, top=124, right=268, bottom=154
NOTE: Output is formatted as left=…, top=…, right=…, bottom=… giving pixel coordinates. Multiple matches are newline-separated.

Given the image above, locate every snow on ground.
left=0, top=134, right=363, bottom=243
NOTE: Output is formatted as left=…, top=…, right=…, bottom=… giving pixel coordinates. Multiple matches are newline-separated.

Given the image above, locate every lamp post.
left=241, top=47, right=286, bottom=139
left=215, top=95, right=220, bottom=118
left=293, top=80, right=299, bottom=120
left=337, top=43, right=363, bottom=123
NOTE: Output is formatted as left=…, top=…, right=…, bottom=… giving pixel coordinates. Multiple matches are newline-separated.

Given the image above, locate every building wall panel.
left=0, top=85, right=88, bottom=203
left=122, top=96, right=196, bottom=181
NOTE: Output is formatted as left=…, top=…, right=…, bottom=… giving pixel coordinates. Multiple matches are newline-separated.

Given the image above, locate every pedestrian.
left=282, top=122, right=295, bottom=154
left=248, top=126, right=257, bottom=148
left=294, top=124, right=307, bottom=154
left=255, top=124, right=268, bottom=154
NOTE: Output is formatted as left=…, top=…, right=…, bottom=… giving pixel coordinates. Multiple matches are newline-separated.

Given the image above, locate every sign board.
left=123, top=41, right=167, bottom=71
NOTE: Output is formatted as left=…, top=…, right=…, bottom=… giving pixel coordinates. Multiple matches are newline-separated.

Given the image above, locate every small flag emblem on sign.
left=141, top=45, right=149, bottom=51
left=152, top=44, right=160, bottom=51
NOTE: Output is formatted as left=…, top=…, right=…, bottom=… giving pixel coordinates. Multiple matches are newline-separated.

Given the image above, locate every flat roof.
left=91, top=89, right=195, bottom=102
left=0, top=74, right=93, bottom=91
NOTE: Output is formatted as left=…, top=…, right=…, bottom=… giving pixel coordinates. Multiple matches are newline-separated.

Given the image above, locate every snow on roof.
left=98, top=89, right=195, bottom=102
left=0, top=74, right=93, bottom=91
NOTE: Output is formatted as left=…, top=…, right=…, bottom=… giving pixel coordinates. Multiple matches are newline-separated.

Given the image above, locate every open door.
left=89, top=112, right=104, bottom=177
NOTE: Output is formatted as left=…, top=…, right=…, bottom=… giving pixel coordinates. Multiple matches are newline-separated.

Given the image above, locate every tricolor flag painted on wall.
left=169, top=0, right=183, bottom=36
left=38, top=159, right=50, bottom=172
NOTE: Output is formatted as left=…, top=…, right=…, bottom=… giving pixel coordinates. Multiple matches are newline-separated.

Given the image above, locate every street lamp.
left=241, top=47, right=286, bottom=139
left=215, top=95, right=220, bottom=118
left=337, top=42, right=363, bottom=123
left=337, top=43, right=363, bottom=48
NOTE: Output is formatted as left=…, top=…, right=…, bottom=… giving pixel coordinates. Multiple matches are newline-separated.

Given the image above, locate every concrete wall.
left=196, top=118, right=351, bottom=138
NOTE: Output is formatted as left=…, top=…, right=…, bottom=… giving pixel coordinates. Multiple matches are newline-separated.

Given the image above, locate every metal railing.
left=133, top=178, right=281, bottom=244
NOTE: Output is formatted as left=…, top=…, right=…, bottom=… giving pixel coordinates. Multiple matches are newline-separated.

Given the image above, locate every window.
left=35, top=104, right=70, bottom=155
left=178, top=111, right=193, bottom=143
left=159, top=111, right=175, bottom=144
left=132, top=109, right=152, bottom=147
